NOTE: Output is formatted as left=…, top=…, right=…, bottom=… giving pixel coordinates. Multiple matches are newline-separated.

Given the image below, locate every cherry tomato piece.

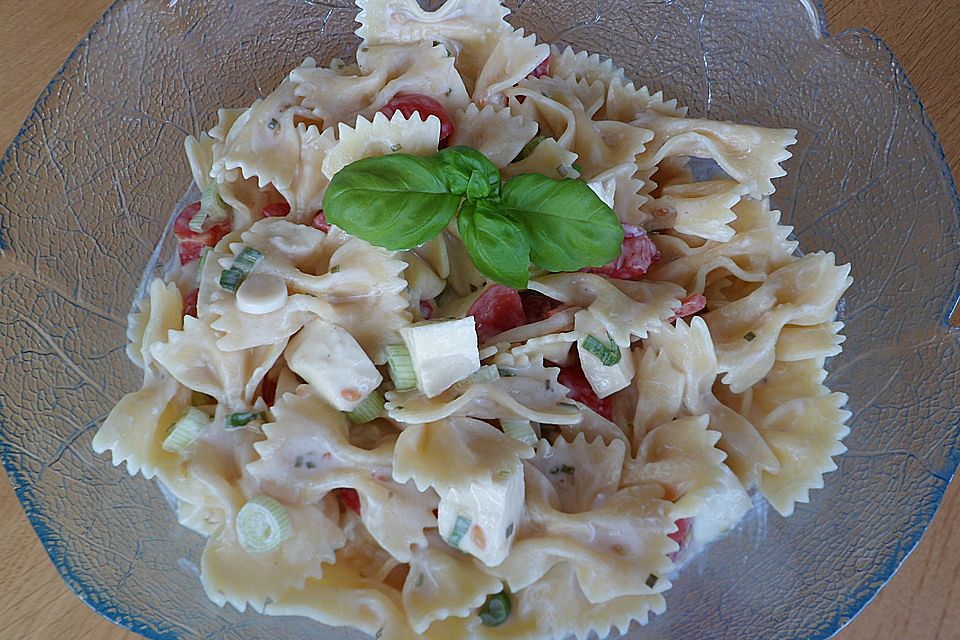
left=182, top=288, right=199, bottom=318
left=337, top=488, right=362, bottom=515
left=312, top=210, right=331, bottom=233
left=530, top=54, right=550, bottom=79
left=583, top=224, right=660, bottom=280
left=468, top=285, right=528, bottom=343
left=262, top=202, right=291, bottom=217
left=380, top=93, right=455, bottom=142
left=556, top=353, right=614, bottom=421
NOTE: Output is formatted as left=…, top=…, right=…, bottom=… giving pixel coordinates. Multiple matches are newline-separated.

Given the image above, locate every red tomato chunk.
left=380, top=93, right=455, bottom=142
left=173, top=202, right=232, bottom=265
left=673, top=294, right=707, bottom=320
left=312, top=210, right=331, bottom=233
left=583, top=224, right=660, bottom=280
left=556, top=353, right=613, bottom=421
left=519, top=290, right=562, bottom=324
left=668, top=518, right=692, bottom=561
left=337, top=488, right=362, bottom=515
left=262, top=202, right=291, bottom=217
left=182, top=288, right=199, bottom=318
left=468, top=285, right=528, bottom=343
left=529, top=54, right=550, bottom=79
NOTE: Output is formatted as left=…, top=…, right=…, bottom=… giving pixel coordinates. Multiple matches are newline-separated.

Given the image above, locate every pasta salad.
left=92, top=0, right=853, bottom=638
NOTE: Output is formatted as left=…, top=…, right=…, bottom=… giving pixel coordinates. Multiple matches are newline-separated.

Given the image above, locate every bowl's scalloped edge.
left=0, top=2, right=958, bottom=640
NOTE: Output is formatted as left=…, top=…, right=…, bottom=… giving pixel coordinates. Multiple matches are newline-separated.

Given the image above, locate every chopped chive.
left=385, top=344, right=417, bottom=390
left=645, top=574, right=659, bottom=589
left=496, top=469, right=513, bottom=479
left=549, top=464, right=575, bottom=475
left=582, top=333, right=621, bottom=366
left=267, top=118, right=279, bottom=131
left=505, top=523, right=514, bottom=538
left=226, top=411, right=262, bottom=429
left=444, top=87, right=453, bottom=97
left=479, top=590, right=511, bottom=627
left=236, top=495, right=292, bottom=553
left=219, top=267, right=244, bottom=292
left=294, top=455, right=304, bottom=469
left=743, top=331, right=756, bottom=342
left=305, top=460, right=316, bottom=469
left=544, top=379, right=551, bottom=390
left=161, top=407, right=209, bottom=452
left=514, top=135, right=546, bottom=163
left=330, top=264, right=341, bottom=273
left=501, top=419, right=538, bottom=446
left=497, top=367, right=517, bottom=377
left=233, top=247, right=264, bottom=274
left=447, top=515, right=471, bottom=547
left=390, top=143, right=403, bottom=152
left=414, top=573, right=424, bottom=588
left=346, top=390, right=385, bottom=424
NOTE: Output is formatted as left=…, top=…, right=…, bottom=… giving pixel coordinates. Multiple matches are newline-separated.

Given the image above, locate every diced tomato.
left=468, top=285, right=528, bottom=343
left=182, top=288, right=199, bottom=318
left=583, top=224, right=660, bottom=280
left=519, top=290, right=562, bottom=324
left=556, top=353, right=613, bottom=420
left=173, top=202, right=232, bottom=264
left=420, top=299, right=435, bottom=320
left=262, top=202, right=291, bottom=217
left=668, top=518, right=692, bottom=561
left=671, top=294, right=707, bottom=322
left=312, top=210, right=331, bottom=233
left=529, top=54, right=550, bottom=79
left=380, top=93, right=454, bottom=142
left=178, top=241, right=205, bottom=266
left=337, top=488, right=362, bottom=515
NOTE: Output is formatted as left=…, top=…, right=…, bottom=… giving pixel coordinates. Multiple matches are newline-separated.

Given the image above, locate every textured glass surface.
left=0, top=1, right=958, bottom=639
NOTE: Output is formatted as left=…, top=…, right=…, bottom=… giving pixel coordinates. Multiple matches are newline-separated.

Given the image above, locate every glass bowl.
left=1, top=1, right=958, bottom=639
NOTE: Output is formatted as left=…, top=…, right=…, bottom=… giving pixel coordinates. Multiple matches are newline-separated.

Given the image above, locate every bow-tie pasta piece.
left=634, top=111, right=798, bottom=199
left=200, top=494, right=346, bottom=613
left=322, top=110, right=441, bottom=180
left=448, top=103, right=539, bottom=167
left=645, top=179, right=750, bottom=242
left=528, top=433, right=626, bottom=513
left=473, top=28, right=549, bottom=107
left=704, top=251, right=852, bottom=393
left=126, top=278, right=183, bottom=374
left=776, top=321, right=847, bottom=363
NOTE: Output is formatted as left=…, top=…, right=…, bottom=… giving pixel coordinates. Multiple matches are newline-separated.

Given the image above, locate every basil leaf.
left=458, top=200, right=531, bottom=289
left=436, top=146, right=501, bottom=201
left=499, top=174, right=623, bottom=272
left=322, top=154, right=462, bottom=250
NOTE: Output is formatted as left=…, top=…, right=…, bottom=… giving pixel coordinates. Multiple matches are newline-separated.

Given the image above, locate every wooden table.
left=0, top=1, right=957, bottom=638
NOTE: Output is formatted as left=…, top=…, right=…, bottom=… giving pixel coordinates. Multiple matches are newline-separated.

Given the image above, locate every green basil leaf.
left=458, top=200, right=531, bottom=289
left=322, top=154, right=461, bottom=250
left=499, top=174, right=623, bottom=272
left=436, top=146, right=501, bottom=200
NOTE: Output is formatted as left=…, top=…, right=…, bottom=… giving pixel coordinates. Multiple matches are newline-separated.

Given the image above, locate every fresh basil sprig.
left=322, top=146, right=623, bottom=288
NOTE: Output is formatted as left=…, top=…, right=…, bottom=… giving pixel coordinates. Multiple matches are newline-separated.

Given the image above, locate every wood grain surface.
left=0, top=1, right=957, bottom=639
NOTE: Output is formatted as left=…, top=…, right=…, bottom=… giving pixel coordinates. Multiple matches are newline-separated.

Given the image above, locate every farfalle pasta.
left=92, top=1, right=853, bottom=638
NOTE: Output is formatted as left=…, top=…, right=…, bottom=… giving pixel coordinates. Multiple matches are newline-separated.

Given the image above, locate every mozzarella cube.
left=399, top=318, right=480, bottom=397
left=437, top=464, right=525, bottom=567
left=575, top=310, right=635, bottom=398
left=286, top=319, right=382, bottom=411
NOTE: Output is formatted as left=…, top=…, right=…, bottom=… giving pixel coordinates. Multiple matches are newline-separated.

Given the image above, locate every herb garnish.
left=322, top=146, right=623, bottom=288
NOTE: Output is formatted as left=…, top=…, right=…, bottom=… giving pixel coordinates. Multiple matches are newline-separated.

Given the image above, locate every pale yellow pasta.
left=92, top=1, right=854, bottom=637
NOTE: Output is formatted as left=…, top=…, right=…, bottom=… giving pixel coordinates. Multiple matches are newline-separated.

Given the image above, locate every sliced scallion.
left=582, top=333, right=621, bottom=366
left=236, top=495, right=293, bottom=553
left=161, top=407, right=209, bottom=453
left=447, top=514, right=471, bottom=548
left=232, top=247, right=264, bottom=274
left=479, top=590, right=511, bottom=627
left=514, top=135, right=545, bottom=163
left=385, top=344, right=417, bottom=390
left=226, top=411, right=262, bottom=429
left=346, top=390, right=385, bottom=424
left=219, top=267, right=244, bottom=292
left=196, top=247, right=211, bottom=282
left=190, top=182, right=229, bottom=232
left=501, top=419, right=538, bottom=446
left=645, top=574, right=659, bottom=589
left=452, top=365, right=500, bottom=392
left=743, top=331, right=756, bottom=342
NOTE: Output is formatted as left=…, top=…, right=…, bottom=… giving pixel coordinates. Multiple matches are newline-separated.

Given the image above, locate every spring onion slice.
left=501, top=419, right=538, bottom=446
left=582, top=333, right=621, bottom=366
left=219, top=267, right=244, bottom=292
left=232, top=247, right=264, bottom=274
left=236, top=495, right=293, bottom=553
left=447, top=514, right=471, bottom=548
left=196, top=247, right=211, bottom=282
left=346, top=390, right=385, bottom=424
left=161, top=407, right=209, bottom=452
left=513, top=135, right=546, bottom=163
left=452, top=364, right=500, bottom=392
left=190, top=182, right=229, bottom=232
left=385, top=344, right=417, bottom=390
left=479, top=590, right=512, bottom=627
left=226, top=411, right=262, bottom=429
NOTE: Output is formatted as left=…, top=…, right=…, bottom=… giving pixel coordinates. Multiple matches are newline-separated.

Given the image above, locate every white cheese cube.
left=437, top=465, right=525, bottom=567
left=575, top=310, right=635, bottom=398
left=399, top=318, right=480, bottom=397
left=286, top=319, right=382, bottom=411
